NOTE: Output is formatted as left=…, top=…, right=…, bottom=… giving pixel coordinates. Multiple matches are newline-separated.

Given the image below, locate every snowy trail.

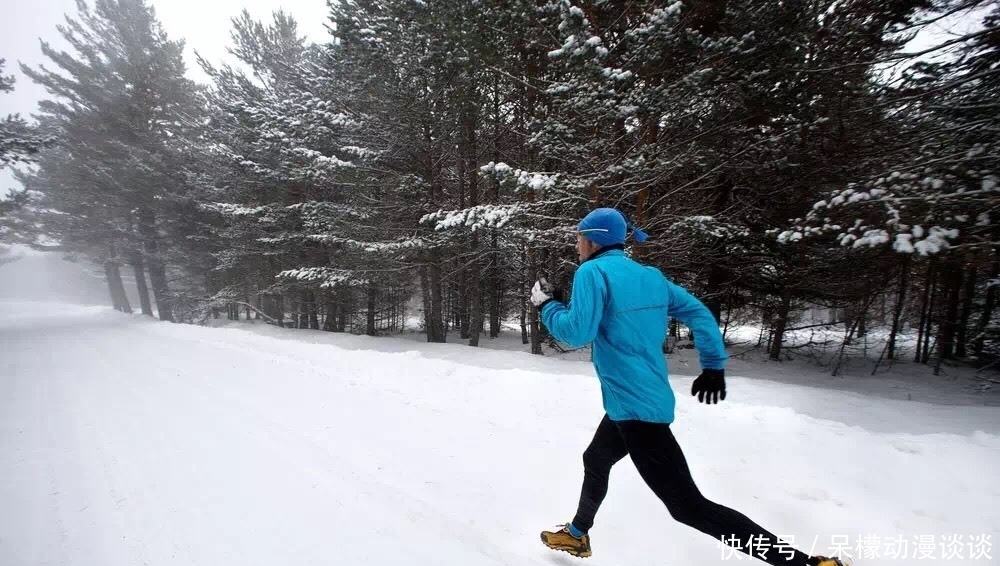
left=2, top=302, right=999, bottom=566
left=2, top=307, right=536, bottom=566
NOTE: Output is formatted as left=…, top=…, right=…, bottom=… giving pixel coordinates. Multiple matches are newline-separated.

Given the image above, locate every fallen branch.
left=783, top=321, right=845, bottom=333
left=231, top=301, right=280, bottom=326
left=975, top=358, right=1000, bottom=373
left=727, top=346, right=762, bottom=359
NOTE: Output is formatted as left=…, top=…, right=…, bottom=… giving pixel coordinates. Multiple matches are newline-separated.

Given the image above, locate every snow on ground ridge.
left=201, top=316, right=1000, bottom=437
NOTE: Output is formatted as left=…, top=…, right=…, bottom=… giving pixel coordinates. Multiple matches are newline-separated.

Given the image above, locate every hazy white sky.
left=2, top=0, right=331, bottom=116
left=0, top=0, right=332, bottom=195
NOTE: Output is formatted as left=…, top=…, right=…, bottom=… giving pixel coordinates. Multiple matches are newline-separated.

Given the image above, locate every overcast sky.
left=0, top=0, right=332, bottom=195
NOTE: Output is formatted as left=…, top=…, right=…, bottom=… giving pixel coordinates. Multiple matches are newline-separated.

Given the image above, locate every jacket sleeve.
left=540, top=263, right=606, bottom=348
left=666, top=280, right=729, bottom=370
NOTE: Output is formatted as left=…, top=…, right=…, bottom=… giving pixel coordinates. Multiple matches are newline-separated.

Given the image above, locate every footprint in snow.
left=789, top=487, right=830, bottom=502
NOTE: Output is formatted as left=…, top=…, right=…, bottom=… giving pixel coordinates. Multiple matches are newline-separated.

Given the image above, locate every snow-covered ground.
left=1, top=250, right=999, bottom=565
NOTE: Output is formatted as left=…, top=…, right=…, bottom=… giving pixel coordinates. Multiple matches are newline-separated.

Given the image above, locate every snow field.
left=1, top=301, right=998, bottom=565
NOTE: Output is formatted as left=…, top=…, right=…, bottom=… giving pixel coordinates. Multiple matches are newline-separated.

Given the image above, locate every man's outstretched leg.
left=541, top=414, right=628, bottom=557
left=617, top=419, right=847, bottom=566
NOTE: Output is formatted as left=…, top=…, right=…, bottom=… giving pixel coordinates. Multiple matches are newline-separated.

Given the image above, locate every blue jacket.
left=540, top=247, right=728, bottom=423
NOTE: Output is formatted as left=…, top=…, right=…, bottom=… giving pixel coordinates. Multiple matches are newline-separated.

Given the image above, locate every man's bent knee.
left=664, top=494, right=710, bottom=529
left=582, top=446, right=615, bottom=474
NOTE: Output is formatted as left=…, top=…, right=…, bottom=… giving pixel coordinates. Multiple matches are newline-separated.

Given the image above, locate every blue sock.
left=568, top=523, right=585, bottom=538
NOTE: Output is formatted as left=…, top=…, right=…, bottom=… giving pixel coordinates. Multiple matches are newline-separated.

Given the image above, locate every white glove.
left=530, top=278, right=553, bottom=307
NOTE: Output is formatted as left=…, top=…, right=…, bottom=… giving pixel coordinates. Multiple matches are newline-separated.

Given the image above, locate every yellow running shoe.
left=540, top=524, right=591, bottom=558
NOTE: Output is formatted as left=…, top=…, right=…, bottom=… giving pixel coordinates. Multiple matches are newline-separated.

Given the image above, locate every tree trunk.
left=420, top=103, right=446, bottom=344
left=307, top=291, right=320, bottom=330
left=424, top=267, right=434, bottom=337
left=338, top=288, right=350, bottom=332
left=701, top=175, right=734, bottom=323
left=489, top=232, right=501, bottom=338
left=466, top=97, right=483, bottom=347
left=887, top=256, right=909, bottom=360
left=529, top=247, right=543, bottom=355
left=973, top=258, right=998, bottom=358
left=519, top=244, right=529, bottom=344
left=521, top=45, right=544, bottom=355
left=459, top=272, right=471, bottom=339
left=324, top=292, right=338, bottom=331
left=295, top=294, right=305, bottom=329
left=103, top=261, right=132, bottom=313
left=915, top=260, right=934, bottom=363
left=956, top=263, right=977, bottom=358
left=520, top=296, right=529, bottom=344
left=721, top=298, right=732, bottom=341
left=300, top=292, right=309, bottom=328
left=389, top=289, right=398, bottom=332
left=274, top=294, right=285, bottom=328
left=937, top=260, right=963, bottom=360
left=420, top=264, right=445, bottom=342
left=488, top=81, right=502, bottom=339
left=296, top=292, right=305, bottom=329
left=146, top=261, right=172, bottom=322
left=289, top=294, right=299, bottom=328
left=366, top=285, right=377, bottom=336
left=923, top=265, right=939, bottom=364
left=129, top=256, right=153, bottom=316
left=456, top=111, right=470, bottom=340
left=428, top=260, right=446, bottom=342
left=469, top=270, right=484, bottom=347
left=704, top=265, right=726, bottom=325
left=769, top=287, right=792, bottom=361
left=138, top=209, right=173, bottom=322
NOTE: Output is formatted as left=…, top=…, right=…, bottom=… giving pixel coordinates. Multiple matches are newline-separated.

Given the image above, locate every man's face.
left=576, top=233, right=598, bottom=262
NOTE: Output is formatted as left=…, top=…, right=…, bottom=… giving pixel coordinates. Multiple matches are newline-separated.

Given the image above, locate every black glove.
left=691, top=368, right=726, bottom=404
left=539, top=276, right=565, bottom=303
left=551, top=286, right=564, bottom=303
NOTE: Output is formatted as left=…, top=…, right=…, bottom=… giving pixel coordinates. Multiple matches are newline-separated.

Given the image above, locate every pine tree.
left=19, top=0, right=202, bottom=320
left=782, top=0, right=1000, bottom=365
left=0, top=59, right=51, bottom=168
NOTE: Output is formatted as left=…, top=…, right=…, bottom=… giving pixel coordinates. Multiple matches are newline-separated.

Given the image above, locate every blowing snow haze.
left=0, top=245, right=112, bottom=306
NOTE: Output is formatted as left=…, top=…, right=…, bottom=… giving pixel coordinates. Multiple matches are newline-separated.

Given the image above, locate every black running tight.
left=571, top=414, right=812, bottom=566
